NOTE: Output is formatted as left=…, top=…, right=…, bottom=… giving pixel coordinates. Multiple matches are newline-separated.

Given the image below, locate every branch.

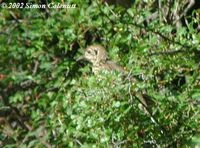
left=126, top=71, right=166, bottom=136
left=131, top=22, right=191, bottom=49
left=33, top=60, right=39, bottom=75
left=9, top=11, right=22, bottom=23
left=173, top=0, right=195, bottom=25
left=97, top=2, right=194, bottom=50
left=149, top=46, right=200, bottom=56
left=148, top=48, right=187, bottom=56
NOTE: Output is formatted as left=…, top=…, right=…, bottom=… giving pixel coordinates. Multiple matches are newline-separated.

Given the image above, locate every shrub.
left=0, top=0, right=199, bottom=147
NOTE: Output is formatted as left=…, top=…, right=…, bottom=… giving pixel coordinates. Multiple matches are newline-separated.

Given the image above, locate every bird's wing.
left=106, top=60, right=124, bottom=71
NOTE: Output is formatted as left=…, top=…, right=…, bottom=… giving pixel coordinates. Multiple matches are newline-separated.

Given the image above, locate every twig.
left=158, top=0, right=161, bottom=23
left=126, top=71, right=166, bottom=135
left=74, top=139, right=83, bottom=146
left=9, top=11, right=22, bottom=23
left=33, top=60, right=39, bottom=75
left=173, top=0, right=195, bottom=25
left=98, top=2, right=194, bottom=50
left=144, top=11, right=158, bottom=26
left=130, top=21, right=191, bottom=49
left=111, top=133, right=127, bottom=148
left=173, top=0, right=182, bottom=28
left=113, top=140, right=128, bottom=148
left=148, top=48, right=187, bottom=56
left=126, top=70, right=134, bottom=103
left=104, top=2, right=119, bottom=18
left=0, top=32, right=9, bottom=35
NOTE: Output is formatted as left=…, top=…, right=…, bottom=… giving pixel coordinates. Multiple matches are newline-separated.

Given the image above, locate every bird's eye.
left=94, top=49, right=98, bottom=55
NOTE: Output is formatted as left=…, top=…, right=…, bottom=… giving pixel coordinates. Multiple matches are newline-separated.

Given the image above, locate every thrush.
left=77, top=44, right=164, bottom=133
left=78, top=44, right=155, bottom=106
left=77, top=45, right=124, bottom=74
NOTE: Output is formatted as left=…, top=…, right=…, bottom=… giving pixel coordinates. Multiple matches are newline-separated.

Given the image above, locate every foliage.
left=0, top=0, right=200, bottom=147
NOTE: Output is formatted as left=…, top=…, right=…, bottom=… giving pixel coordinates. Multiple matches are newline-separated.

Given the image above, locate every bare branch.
left=174, top=0, right=195, bottom=25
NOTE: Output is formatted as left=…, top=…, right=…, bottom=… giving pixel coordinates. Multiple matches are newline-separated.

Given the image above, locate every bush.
left=0, top=0, right=199, bottom=147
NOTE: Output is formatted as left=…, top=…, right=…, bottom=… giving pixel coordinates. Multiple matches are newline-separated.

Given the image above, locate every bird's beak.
left=76, top=55, right=86, bottom=61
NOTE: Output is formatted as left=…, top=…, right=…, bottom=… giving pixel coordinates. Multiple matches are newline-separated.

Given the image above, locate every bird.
left=77, top=44, right=164, bottom=133
left=77, top=45, right=124, bottom=74
left=77, top=44, right=155, bottom=107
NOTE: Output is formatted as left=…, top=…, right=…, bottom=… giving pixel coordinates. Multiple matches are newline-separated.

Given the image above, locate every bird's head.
left=78, top=45, right=108, bottom=65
